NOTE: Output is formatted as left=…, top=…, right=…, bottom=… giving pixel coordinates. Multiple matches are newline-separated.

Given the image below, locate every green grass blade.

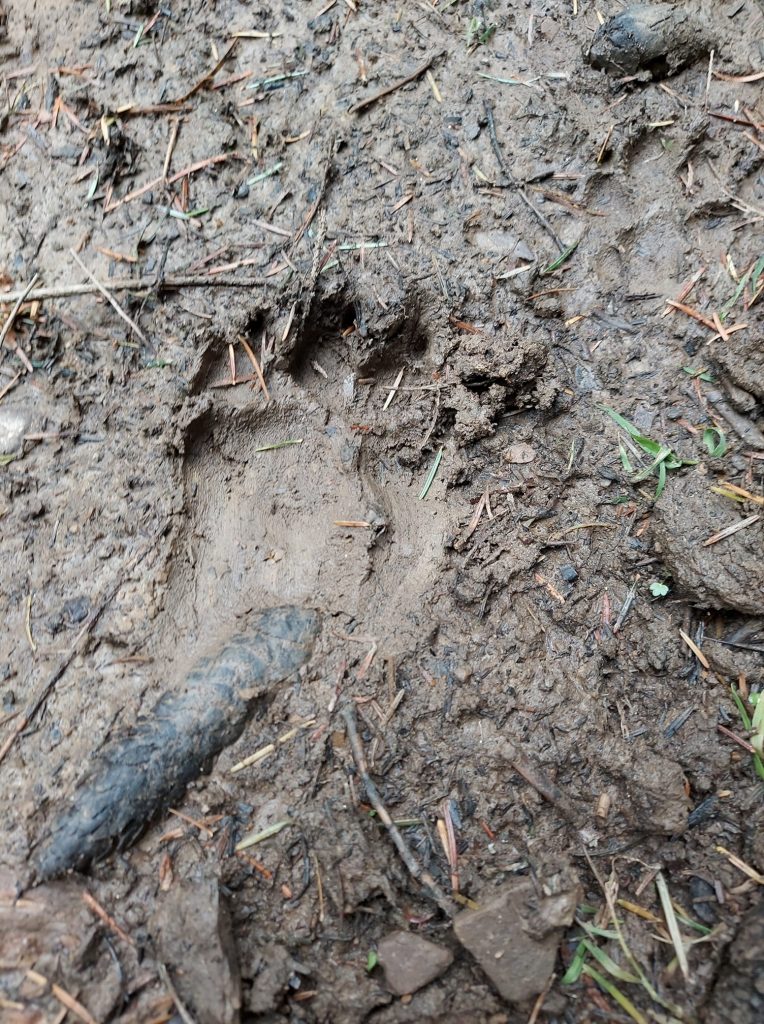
left=561, top=940, right=587, bottom=984
left=541, top=239, right=579, bottom=275
left=719, top=266, right=752, bottom=320
left=655, top=872, right=689, bottom=981
left=631, top=446, right=671, bottom=483
left=579, top=920, right=620, bottom=941
left=253, top=439, right=303, bottom=453
left=582, top=940, right=640, bottom=983
left=654, top=459, right=667, bottom=499
left=731, top=686, right=752, bottom=729
left=600, top=405, right=641, bottom=438
left=582, top=965, right=649, bottom=1024
left=419, top=446, right=444, bottom=500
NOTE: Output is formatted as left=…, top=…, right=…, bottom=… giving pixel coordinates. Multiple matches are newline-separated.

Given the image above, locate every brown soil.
left=1, top=2, right=763, bottom=1022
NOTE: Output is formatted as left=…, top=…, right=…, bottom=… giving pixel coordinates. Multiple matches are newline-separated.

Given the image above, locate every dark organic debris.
left=33, top=606, right=319, bottom=881
left=586, top=3, right=712, bottom=78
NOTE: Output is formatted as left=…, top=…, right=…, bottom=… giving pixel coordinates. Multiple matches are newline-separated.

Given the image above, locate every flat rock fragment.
left=454, top=872, right=579, bottom=1003
left=377, top=930, right=453, bottom=996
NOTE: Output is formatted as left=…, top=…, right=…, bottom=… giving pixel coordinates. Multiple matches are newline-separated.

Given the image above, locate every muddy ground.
left=1, top=1, right=763, bottom=1022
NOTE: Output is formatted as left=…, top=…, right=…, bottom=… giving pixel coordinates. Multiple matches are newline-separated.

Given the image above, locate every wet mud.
left=1, top=1, right=763, bottom=1022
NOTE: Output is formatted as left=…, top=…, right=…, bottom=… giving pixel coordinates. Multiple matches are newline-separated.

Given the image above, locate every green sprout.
left=730, top=686, right=764, bottom=781
left=601, top=406, right=697, bottom=499
left=703, top=427, right=727, bottom=458
left=467, top=17, right=496, bottom=47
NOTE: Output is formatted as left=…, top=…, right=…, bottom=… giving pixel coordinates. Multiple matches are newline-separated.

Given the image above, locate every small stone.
left=63, top=596, right=90, bottom=624
left=0, top=406, right=31, bottom=455
left=559, top=565, right=578, bottom=583
left=454, top=873, right=579, bottom=1004
left=377, top=930, right=453, bottom=996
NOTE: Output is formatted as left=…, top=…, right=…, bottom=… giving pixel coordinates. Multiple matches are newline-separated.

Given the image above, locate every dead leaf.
left=503, top=443, right=536, bottom=464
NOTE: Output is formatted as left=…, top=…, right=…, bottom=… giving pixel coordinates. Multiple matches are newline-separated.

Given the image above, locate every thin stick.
left=497, top=736, right=581, bottom=824
left=104, top=152, right=233, bottom=212
left=82, top=890, right=135, bottom=947
left=703, top=513, right=760, bottom=547
left=482, top=100, right=563, bottom=250
left=341, top=703, right=454, bottom=917
left=163, top=117, right=182, bottom=179
left=157, top=963, right=197, bottom=1024
left=69, top=249, right=148, bottom=345
left=0, top=273, right=39, bottom=347
left=679, top=628, right=710, bottom=669
left=383, top=367, right=404, bottom=410
left=25, top=971, right=96, bottom=1024
left=239, top=335, right=270, bottom=401
left=0, top=525, right=164, bottom=766
left=349, top=54, right=439, bottom=114
left=0, top=275, right=267, bottom=304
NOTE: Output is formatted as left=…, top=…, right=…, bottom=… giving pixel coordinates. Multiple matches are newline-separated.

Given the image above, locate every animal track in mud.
left=164, top=294, right=449, bottom=654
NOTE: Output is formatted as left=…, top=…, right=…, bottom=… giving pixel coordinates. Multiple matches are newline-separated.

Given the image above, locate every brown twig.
left=82, top=890, right=135, bottom=947
left=348, top=54, right=440, bottom=114
left=104, top=152, right=234, bottom=212
left=173, top=40, right=239, bottom=103
left=157, top=963, right=197, bottom=1024
left=717, top=723, right=756, bottom=754
left=497, top=736, right=581, bottom=824
left=69, top=249, right=149, bottom=345
left=238, top=334, right=270, bottom=401
left=25, top=970, right=96, bottom=1024
left=0, top=275, right=267, bottom=304
left=482, top=100, right=563, bottom=250
left=0, top=273, right=39, bottom=371
left=341, top=703, right=454, bottom=916
left=0, top=273, right=39, bottom=347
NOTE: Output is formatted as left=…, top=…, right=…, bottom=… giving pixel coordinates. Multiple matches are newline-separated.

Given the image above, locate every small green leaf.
left=682, top=366, right=715, bottom=382
left=619, top=440, right=633, bottom=473
left=366, top=950, right=379, bottom=973
left=632, top=434, right=663, bottom=457
left=649, top=581, right=669, bottom=597
left=703, top=426, right=727, bottom=458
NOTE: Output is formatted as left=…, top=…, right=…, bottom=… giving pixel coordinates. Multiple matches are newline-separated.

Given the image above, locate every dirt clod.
left=587, top=3, right=712, bottom=77
left=151, top=861, right=241, bottom=1024
left=653, top=475, right=764, bottom=614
